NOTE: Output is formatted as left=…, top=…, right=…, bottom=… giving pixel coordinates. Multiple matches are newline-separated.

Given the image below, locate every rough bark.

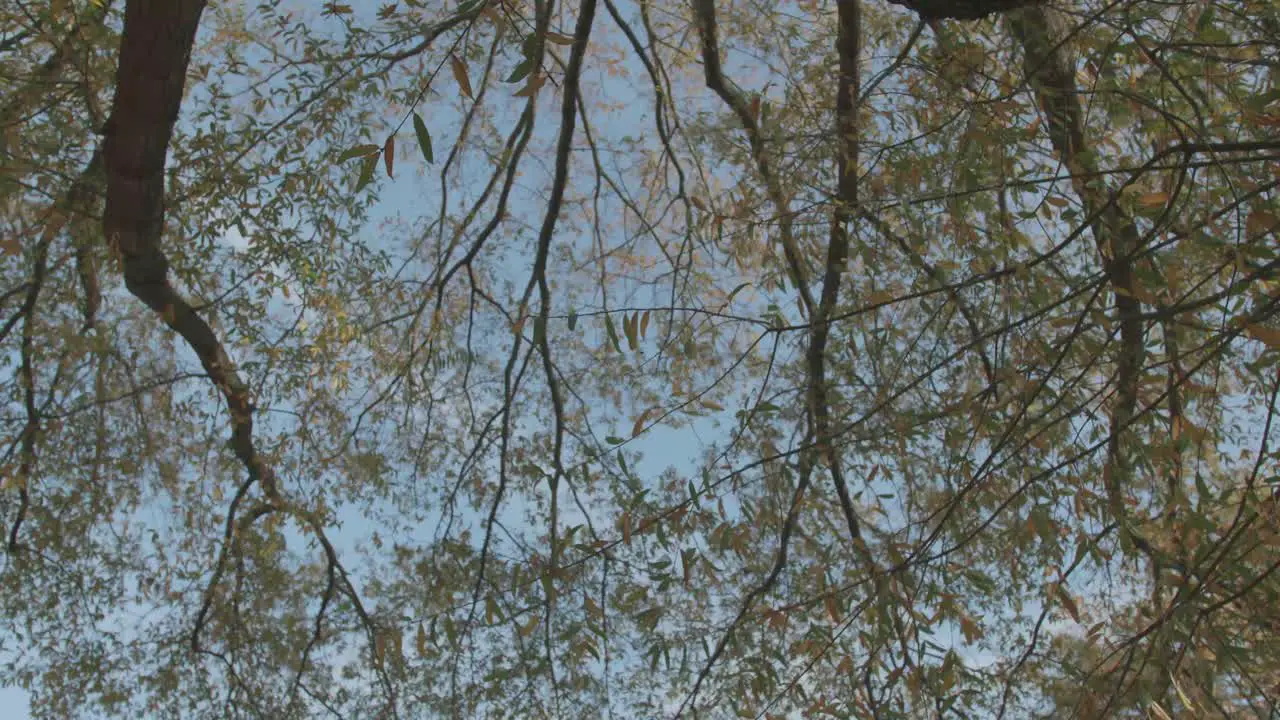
left=101, top=0, right=280, bottom=498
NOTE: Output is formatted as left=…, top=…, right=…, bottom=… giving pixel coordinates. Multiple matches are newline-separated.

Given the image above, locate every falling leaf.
left=383, top=135, right=395, bottom=178
left=451, top=54, right=473, bottom=99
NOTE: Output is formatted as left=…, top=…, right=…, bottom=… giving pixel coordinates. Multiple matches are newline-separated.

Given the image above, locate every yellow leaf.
left=639, top=309, right=650, bottom=338
left=1137, top=191, right=1170, bottom=208
left=631, top=407, right=654, bottom=437
left=519, top=613, right=540, bottom=638
left=451, top=54, right=473, bottom=99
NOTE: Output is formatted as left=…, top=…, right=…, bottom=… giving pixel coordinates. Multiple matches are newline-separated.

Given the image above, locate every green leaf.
left=507, top=59, right=533, bottom=84
left=412, top=113, right=434, bottom=164
left=337, top=143, right=380, bottom=163
left=355, top=154, right=378, bottom=191
left=603, top=314, right=622, bottom=353
left=533, top=316, right=546, bottom=345
left=567, top=309, right=578, bottom=331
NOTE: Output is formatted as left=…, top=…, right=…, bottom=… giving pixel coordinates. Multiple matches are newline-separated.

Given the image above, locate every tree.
left=1, top=0, right=1278, bottom=717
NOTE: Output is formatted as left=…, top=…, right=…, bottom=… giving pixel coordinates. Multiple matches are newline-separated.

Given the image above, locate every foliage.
left=1, top=0, right=1279, bottom=717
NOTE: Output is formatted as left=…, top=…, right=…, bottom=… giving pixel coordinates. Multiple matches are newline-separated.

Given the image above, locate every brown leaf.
left=1246, top=323, right=1280, bottom=349
left=451, top=54, right=473, bottom=99
left=1246, top=208, right=1278, bottom=238
left=631, top=407, right=653, bottom=438
left=824, top=594, right=842, bottom=624
left=383, top=135, right=395, bottom=178
left=1055, top=583, right=1081, bottom=623
left=513, top=73, right=545, bottom=98
left=1136, top=191, right=1170, bottom=208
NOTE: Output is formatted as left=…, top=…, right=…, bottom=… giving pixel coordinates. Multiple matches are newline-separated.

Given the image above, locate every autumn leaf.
left=1246, top=323, right=1280, bottom=349
left=382, top=134, right=394, bottom=178
left=451, top=54, right=473, bottom=98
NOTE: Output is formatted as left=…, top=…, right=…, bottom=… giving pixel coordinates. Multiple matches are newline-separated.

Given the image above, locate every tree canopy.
left=2, top=0, right=1279, bottom=717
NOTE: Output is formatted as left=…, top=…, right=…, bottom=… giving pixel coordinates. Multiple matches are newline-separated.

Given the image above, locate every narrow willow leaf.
left=412, top=113, right=434, bottom=164
left=451, top=54, right=473, bottom=98
left=337, top=143, right=380, bottom=163
left=382, top=135, right=395, bottom=178
left=355, top=153, right=378, bottom=191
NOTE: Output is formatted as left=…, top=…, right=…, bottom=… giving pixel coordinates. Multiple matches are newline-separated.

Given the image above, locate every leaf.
left=451, top=54, right=473, bottom=98
left=1054, top=583, right=1081, bottom=623
left=603, top=314, right=621, bottom=353
left=1044, top=195, right=1069, bottom=208
left=337, top=143, right=380, bottom=163
left=1246, top=208, right=1278, bottom=238
left=355, top=154, right=378, bottom=191
left=824, top=594, right=842, bottom=624
left=513, top=74, right=545, bottom=98
left=415, top=623, right=427, bottom=657
left=383, top=135, right=395, bottom=178
left=567, top=309, right=578, bottom=331
left=639, top=310, right=650, bottom=338
left=518, top=613, right=540, bottom=638
left=544, top=31, right=575, bottom=45
left=623, top=312, right=638, bottom=350
left=533, top=315, right=546, bottom=345
left=1136, top=191, right=1170, bottom=208
left=507, top=58, right=533, bottom=84
left=631, top=407, right=653, bottom=438
left=412, top=113, right=434, bottom=164
left=1246, top=323, right=1280, bottom=349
